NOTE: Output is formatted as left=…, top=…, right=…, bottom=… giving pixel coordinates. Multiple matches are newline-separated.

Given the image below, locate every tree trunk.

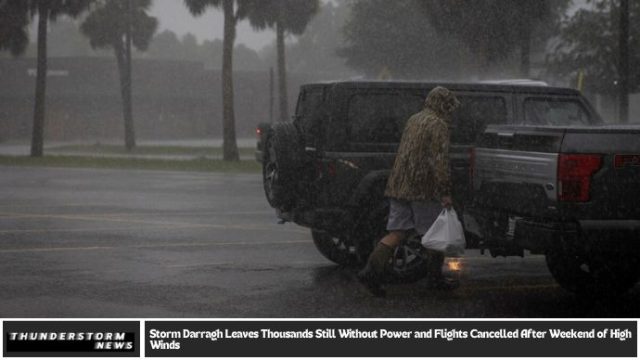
left=221, top=0, right=239, bottom=161
left=276, top=16, right=289, bottom=122
left=30, top=3, right=49, bottom=157
left=114, top=40, right=135, bottom=152
left=123, top=0, right=135, bottom=150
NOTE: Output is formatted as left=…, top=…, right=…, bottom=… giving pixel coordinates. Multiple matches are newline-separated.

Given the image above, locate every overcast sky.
left=149, top=0, right=276, bottom=51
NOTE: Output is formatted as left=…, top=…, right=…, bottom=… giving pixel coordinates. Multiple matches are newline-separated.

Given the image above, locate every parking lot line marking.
left=0, top=211, right=307, bottom=234
left=0, top=203, right=103, bottom=209
left=462, top=283, right=558, bottom=291
left=0, top=210, right=274, bottom=218
left=459, top=255, right=545, bottom=261
left=98, top=210, right=275, bottom=217
left=165, top=260, right=321, bottom=268
left=0, top=214, right=38, bottom=219
left=0, top=224, right=202, bottom=234
left=0, top=240, right=310, bottom=253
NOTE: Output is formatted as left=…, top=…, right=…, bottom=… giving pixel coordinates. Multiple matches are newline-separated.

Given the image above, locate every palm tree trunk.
left=123, top=0, right=135, bottom=150
left=30, top=3, right=49, bottom=157
left=221, top=0, right=239, bottom=161
left=276, top=19, right=289, bottom=122
left=114, top=40, right=135, bottom=152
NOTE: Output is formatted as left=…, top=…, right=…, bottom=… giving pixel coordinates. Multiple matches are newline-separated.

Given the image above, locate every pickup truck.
left=257, top=81, right=605, bottom=283
left=469, top=124, right=640, bottom=294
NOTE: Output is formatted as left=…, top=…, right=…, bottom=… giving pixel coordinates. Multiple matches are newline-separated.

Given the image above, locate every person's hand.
left=441, top=195, right=453, bottom=209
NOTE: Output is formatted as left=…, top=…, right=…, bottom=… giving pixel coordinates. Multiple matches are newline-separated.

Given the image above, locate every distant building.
left=0, top=57, right=308, bottom=142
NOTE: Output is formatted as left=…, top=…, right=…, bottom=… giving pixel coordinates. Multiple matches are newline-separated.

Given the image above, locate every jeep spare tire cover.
left=262, top=122, right=304, bottom=208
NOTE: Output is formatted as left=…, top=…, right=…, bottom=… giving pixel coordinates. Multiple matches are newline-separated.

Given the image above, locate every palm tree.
left=0, top=0, right=93, bottom=157
left=184, top=0, right=252, bottom=161
left=245, top=0, right=319, bottom=122
left=81, top=0, right=157, bottom=151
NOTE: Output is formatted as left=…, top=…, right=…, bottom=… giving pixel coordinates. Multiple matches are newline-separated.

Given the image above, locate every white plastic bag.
left=421, top=208, right=466, bottom=257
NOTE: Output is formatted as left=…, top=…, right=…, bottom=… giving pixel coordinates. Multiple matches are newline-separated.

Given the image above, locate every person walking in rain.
left=357, top=86, right=460, bottom=297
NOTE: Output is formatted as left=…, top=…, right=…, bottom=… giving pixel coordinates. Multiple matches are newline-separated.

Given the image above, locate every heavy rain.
left=0, top=0, right=639, bottom=325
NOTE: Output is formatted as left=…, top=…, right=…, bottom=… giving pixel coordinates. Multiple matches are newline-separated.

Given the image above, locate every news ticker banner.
left=2, top=320, right=637, bottom=357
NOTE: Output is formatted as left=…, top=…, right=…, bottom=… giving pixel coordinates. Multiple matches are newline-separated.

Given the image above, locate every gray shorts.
left=386, top=198, right=442, bottom=235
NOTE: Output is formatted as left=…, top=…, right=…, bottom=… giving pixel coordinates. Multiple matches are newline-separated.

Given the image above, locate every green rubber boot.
left=357, top=243, right=394, bottom=297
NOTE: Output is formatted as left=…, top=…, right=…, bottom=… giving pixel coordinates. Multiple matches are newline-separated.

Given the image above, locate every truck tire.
left=262, top=123, right=303, bottom=209
left=545, top=247, right=640, bottom=295
left=311, top=230, right=359, bottom=266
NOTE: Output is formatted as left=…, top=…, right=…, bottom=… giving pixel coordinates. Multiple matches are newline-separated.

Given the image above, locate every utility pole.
left=269, top=67, right=274, bottom=123
left=618, top=0, right=629, bottom=124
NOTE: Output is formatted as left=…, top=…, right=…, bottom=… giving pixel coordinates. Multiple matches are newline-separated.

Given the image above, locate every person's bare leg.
left=380, top=230, right=407, bottom=248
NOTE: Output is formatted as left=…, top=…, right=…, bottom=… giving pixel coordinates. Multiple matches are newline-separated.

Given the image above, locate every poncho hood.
left=425, top=86, right=460, bottom=117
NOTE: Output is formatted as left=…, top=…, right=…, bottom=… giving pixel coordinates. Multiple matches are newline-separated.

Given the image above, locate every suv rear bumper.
left=469, top=208, right=640, bottom=254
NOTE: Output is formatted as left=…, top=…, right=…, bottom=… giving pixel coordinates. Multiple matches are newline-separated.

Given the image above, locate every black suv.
left=256, top=81, right=601, bottom=281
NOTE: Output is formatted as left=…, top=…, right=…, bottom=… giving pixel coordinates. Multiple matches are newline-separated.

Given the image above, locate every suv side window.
left=347, top=93, right=423, bottom=145
left=451, top=96, right=507, bottom=144
left=523, top=98, right=590, bottom=126
left=296, top=88, right=325, bottom=147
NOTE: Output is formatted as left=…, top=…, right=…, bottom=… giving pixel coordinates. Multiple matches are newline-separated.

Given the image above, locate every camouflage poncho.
left=384, top=87, right=460, bottom=201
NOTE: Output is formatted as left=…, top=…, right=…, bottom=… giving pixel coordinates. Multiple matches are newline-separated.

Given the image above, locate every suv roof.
left=300, top=80, right=580, bottom=96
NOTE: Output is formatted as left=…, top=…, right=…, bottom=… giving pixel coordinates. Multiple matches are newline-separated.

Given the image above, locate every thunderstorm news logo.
left=7, top=331, right=135, bottom=351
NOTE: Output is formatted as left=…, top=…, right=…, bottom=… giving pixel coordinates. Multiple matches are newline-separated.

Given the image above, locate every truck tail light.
left=614, top=154, right=640, bottom=169
left=558, top=154, right=602, bottom=202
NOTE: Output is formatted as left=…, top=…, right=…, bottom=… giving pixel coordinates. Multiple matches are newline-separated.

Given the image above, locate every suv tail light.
left=316, top=161, right=337, bottom=179
left=558, top=154, right=602, bottom=202
left=256, top=127, right=263, bottom=140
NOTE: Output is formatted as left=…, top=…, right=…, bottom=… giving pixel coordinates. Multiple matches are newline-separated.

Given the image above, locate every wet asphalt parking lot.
left=0, top=166, right=638, bottom=318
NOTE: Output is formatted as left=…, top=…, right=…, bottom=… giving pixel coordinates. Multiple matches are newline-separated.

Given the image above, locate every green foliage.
left=80, top=0, right=158, bottom=51
left=244, top=0, right=319, bottom=35
left=0, top=0, right=93, bottom=56
left=548, top=0, right=640, bottom=94
left=145, top=30, right=266, bottom=70
left=339, top=0, right=568, bottom=78
left=340, top=0, right=471, bottom=79
left=419, top=0, right=569, bottom=67
left=184, top=0, right=224, bottom=16
left=0, top=1, right=30, bottom=55
left=35, top=0, right=93, bottom=20
left=183, top=0, right=256, bottom=21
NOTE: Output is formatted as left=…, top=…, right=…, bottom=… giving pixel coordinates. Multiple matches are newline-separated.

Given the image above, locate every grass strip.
left=0, top=155, right=261, bottom=173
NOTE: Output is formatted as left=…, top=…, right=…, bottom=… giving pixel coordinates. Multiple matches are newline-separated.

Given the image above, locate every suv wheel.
left=311, top=230, right=359, bottom=266
left=388, top=235, right=430, bottom=283
left=545, top=247, right=640, bottom=295
left=262, top=123, right=303, bottom=209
